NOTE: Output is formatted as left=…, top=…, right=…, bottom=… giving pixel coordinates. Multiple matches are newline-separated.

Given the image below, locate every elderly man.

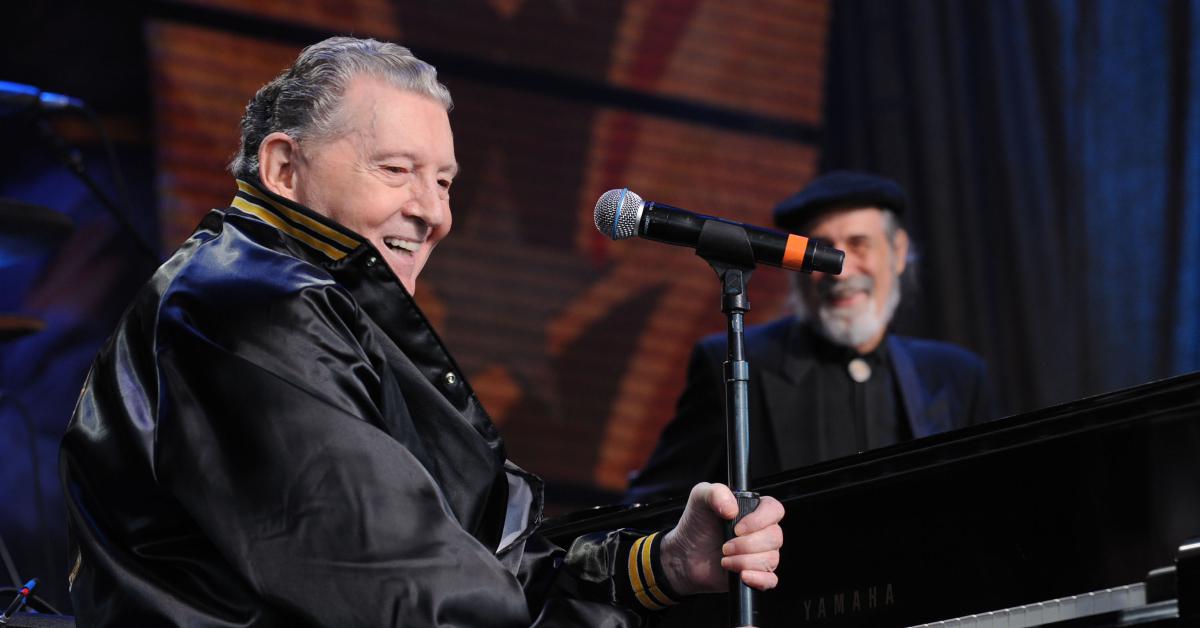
left=627, top=171, right=991, bottom=503
left=59, top=37, right=782, bottom=627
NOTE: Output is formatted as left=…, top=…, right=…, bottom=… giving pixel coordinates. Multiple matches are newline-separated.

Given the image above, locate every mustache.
left=816, top=274, right=875, bottom=301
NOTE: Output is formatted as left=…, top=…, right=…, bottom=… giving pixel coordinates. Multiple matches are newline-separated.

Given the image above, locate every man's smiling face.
left=795, top=206, right=908, bottom=353
left=290, top=75, right=458, bottom=295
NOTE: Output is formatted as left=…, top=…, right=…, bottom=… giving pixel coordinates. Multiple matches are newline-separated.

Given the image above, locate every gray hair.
left=881, top=209, right=920, bottom=300
left=229, top=37, right=453, bottom=180
left=879, top=208, right=901, bottom=243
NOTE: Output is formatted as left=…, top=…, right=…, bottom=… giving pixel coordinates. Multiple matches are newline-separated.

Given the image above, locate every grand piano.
left=542, top=372, right=1200, bottom=626
left=4, top=376, right=1196, bottom=628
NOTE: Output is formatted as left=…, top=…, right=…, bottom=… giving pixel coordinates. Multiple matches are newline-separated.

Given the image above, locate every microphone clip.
left=695, top=219, right=756, bottom=306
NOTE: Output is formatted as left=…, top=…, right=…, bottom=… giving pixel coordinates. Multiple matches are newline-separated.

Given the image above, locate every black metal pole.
left=721, top=268, right=760, bottom=628
left=693, top=218, right=761, bottom=628
left=724, top=271, right=750, bottom=493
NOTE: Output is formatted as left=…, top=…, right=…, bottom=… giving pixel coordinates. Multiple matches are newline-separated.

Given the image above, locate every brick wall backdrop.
left=146, top=0, right=829, bottom=509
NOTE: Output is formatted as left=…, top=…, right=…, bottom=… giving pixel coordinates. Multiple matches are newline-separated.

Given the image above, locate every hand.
left=659, top=482, right=784, bottom=596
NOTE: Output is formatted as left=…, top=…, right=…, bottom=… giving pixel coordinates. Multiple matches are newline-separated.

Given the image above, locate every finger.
left=732, top=495, right=784, bottom=536
left=720, top=550, right=779, bottom=575
left=699, top=482, right=739, bottom=521
left=740, top=569, right=779, bottom=591
left=722, top=524, right=783, bottom=556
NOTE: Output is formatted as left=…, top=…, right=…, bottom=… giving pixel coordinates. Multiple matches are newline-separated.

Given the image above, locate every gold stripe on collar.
left=235, top=180, right=361, bottom=250
left=231, top=196, right=348, bottom=261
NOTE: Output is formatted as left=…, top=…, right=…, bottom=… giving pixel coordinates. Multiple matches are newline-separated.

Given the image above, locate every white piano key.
left=906, top=584, right=1146, bottom=628
left=1009, top=604, right=1029, bottom=628
left=1050, top=596, right=1066, bottom=619
left=1078, top=590, right=1096, bottom=616
left=1029, top=602, right=1046, bottom=625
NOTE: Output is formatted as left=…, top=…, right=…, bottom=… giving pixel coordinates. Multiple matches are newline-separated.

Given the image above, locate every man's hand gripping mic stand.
left=695, top=219, right=762, bottom=628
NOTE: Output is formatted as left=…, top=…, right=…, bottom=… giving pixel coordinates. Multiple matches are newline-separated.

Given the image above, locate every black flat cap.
left=772, top=170, right=907, bottom=231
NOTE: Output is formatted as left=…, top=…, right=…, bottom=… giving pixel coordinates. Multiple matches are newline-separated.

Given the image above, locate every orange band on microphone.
left=782, top=234, right=810, bottom=270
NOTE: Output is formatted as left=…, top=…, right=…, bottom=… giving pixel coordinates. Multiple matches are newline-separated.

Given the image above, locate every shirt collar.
left=230, top=178, right=364, bottom=261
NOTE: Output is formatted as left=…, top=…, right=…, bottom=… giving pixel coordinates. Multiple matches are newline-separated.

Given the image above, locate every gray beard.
left=794, top=280, right=901, bottom=350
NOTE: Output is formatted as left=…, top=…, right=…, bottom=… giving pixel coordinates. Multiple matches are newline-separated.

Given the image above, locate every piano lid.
left=542, top=372, right=1200, bottom=627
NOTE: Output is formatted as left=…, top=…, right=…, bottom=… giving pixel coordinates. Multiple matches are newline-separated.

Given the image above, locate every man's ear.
left=258, top=132, right=301, bottom=201
left=892, top=227, right=910, bottom=275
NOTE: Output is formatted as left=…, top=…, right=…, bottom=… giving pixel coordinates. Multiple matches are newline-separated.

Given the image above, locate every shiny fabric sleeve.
left=152, top=282, right=540, bottom=627
left=508, top=529, right=676, bottom=627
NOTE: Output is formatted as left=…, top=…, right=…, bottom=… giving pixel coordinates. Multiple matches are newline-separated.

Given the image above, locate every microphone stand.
left=35, top=112, right=161, bottom=263
left=695, top=219, right=761, bottom=628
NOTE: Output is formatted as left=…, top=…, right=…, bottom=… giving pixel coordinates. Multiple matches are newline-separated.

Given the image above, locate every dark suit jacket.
left=625, top=316, right=991, bottom=503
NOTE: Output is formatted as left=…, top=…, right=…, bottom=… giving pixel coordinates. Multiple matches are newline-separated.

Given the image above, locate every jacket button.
left=444, top=372, right=457, bottom=386
left=365, top=256, right=378, bottom=268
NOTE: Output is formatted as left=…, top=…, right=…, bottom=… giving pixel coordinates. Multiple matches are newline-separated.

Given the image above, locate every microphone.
left=594, top=188, right=844, bottom=274
left=0, top=80, right=86, bottom=114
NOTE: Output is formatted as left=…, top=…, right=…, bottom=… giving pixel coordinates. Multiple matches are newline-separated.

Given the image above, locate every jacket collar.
left=886, top=335, right=933, bottom=437
left=759, top=319, right=816, bottom=470
left=761, top=322, right=936, bottom=441
left=230, top=178, right=364, bottom=262
left=759, top=319, right=934, bottom=467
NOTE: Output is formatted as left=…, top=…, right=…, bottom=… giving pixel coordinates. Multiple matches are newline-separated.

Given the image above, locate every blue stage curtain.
left=823, top=0, right=1200, bottom=415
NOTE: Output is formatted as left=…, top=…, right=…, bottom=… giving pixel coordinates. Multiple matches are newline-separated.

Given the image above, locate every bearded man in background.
left=627, top=171, right=993, bottom=503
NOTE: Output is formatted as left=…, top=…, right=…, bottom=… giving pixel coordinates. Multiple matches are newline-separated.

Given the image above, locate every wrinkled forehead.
left=802, top=205, right=891, bottom=240
left=334, top=82, right=456, bottom=164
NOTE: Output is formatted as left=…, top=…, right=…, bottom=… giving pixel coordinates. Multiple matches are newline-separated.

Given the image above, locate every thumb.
left=703, top=482, right=740, bottom=522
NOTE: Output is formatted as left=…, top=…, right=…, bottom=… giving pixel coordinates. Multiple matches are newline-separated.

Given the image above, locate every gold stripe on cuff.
left=628, top=535, right=665, bottom=610
left=639, top=531, right=675, bottom=607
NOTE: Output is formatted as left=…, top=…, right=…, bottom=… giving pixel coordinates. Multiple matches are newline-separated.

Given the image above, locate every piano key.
left=908, top=583, right=1146, bottom=627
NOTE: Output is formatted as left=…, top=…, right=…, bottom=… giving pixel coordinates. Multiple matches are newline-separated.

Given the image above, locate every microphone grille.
left=594, top=188, right=644, bottom=241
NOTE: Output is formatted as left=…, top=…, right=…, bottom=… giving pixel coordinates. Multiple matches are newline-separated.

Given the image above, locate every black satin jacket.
left=59, top=180, right=678, bottom=627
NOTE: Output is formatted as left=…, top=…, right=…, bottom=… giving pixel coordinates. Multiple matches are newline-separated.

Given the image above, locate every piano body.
left=542, top=372, right=1200, bottom=626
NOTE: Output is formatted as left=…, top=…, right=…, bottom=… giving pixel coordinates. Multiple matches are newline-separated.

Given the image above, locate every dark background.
left=824, top=0, right=1200, bottom=416
left=1, top=0, right=1197, bottom=613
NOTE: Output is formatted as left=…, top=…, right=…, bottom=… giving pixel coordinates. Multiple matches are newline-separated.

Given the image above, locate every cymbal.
left=0, top=314, right=46, bottom=341
left=0, top=198, right=74, bottom=266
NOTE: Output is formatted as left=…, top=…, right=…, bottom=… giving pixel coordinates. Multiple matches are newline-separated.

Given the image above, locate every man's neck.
left=854, top=328, right=888, bottom=355
left=799, top=317, right=889, bottom=357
